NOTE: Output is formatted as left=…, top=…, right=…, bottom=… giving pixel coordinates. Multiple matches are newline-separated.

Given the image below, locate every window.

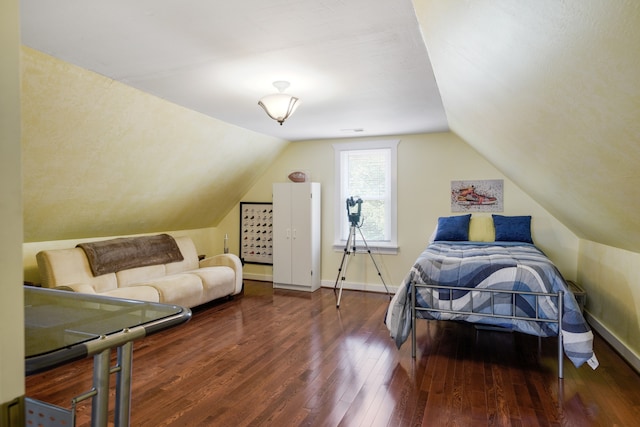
left=333, top=140, right=398, bottom=254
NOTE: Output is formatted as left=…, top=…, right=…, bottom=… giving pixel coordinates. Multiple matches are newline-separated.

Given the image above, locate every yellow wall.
left=414, top=0, right=640, bottom=255
left=1, top=0, right=24, bottom=408
left=21, top=46, right=288, bottom=243
left=578, top=240, right=640, bottom=365
left=219, top=132, right=579, bottom=290
left=24, top=132, right=578, bottom=293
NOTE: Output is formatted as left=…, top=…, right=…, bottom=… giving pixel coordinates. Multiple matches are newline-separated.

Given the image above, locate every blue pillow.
left=492, top=215, right=533, bottom=243
left=434, top=214, right=471, bottom=241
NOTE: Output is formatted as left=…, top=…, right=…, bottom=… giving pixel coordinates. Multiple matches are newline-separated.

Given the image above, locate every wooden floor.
left=26, top=280, right=640, bottom=426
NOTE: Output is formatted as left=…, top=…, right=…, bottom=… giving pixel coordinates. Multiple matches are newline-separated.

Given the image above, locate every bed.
left=385, top=214, right=598, bottom=378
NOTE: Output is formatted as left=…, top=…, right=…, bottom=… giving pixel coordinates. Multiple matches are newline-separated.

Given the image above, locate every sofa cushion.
left=141, top=274, right=204, bottom=308
left=36, top=248, right=118, bottom=293
left=188, top=266, right=235, bottom=301
left=165, top=236, right=200, bottom=274
left=100, top=286, right=161, bottom=302
left=58, top=282, right=161, bottom=303
left=199, top=254, right=244, bottom=295
left=116, top=264, right=166, bottom=287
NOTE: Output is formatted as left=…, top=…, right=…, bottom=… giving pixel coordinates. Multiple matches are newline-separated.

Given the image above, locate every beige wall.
left=578, top=240, right=640, bottom=366
left=414, top=0, right=640, bottom=255
left=219, top=132, right=579, bottom=290
left=1, top=0, right=24, bottom=407
left=21, top=46, right=288, bottom=243
left=25, top=132, right=578, bottom=292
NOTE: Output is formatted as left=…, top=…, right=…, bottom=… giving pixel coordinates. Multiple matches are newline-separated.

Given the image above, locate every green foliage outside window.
left=345, top=149, right=388, bottom=241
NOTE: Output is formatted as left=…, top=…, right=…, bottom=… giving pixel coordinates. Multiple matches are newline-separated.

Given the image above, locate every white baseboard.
left=584, top=310, right=640, bottom=373
left=242, top=272, right=273, bottom=282
left=243, top=274, right=399, bottom=295
left=320, top=279, right=398, bottom=295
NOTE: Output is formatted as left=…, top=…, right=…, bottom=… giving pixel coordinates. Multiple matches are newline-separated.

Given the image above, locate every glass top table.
left=25, top=286, right=192, bottom=426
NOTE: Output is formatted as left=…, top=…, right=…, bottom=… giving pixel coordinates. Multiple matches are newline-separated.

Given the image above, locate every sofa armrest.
left=199, top=253, right=243, bottom=295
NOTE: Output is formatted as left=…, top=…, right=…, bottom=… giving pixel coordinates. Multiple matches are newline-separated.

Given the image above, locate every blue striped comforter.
left=385, top=241, right=597, bottom=368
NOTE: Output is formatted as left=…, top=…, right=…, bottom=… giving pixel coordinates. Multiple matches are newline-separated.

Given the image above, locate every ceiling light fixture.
left=258, top=81, right=300, bottom=125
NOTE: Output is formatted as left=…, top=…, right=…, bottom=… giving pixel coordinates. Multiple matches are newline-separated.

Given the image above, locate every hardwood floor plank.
left=25, top=280, right=640, bottom=426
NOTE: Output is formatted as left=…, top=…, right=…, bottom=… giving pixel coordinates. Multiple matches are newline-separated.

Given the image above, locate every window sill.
left=332, top=242, right=398, bottom=255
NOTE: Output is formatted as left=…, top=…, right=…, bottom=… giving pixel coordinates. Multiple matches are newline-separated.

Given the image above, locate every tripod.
left=333, top=223, right=390, bottom=308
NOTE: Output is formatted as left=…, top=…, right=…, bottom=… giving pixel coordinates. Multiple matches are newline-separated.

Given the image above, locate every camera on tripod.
left=335, top=195, right=389, bottom=308
left=346, top=196, right=363, bottom=227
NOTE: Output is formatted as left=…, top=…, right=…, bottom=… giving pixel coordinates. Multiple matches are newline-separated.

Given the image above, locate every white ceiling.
left=20, top=0, right=448, bottom=141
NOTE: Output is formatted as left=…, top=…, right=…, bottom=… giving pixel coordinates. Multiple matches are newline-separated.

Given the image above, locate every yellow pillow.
left=468, top=215, right=495, bottom=242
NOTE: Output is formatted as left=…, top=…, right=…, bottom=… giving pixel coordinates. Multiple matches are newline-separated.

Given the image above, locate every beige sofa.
left=36, top=235, right=243, bottom=308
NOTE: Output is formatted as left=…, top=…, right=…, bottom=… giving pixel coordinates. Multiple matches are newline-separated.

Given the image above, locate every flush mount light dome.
left=258, top=81, right=300, bottom=125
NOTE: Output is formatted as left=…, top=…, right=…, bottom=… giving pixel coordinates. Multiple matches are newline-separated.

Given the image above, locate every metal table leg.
left=115, top=341, right=134, bottom=427
left=91, top=348, right=111, bottom=427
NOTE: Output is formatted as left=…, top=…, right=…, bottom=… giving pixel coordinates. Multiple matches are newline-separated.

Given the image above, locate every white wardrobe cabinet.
left=272, top=182, right=321, bottom=292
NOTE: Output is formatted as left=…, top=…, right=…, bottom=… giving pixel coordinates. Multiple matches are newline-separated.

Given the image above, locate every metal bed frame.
left=410, top=283, right=565, bottom=378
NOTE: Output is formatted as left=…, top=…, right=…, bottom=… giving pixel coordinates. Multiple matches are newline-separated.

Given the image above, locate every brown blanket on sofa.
left=77, top=234, right=184, bottom=276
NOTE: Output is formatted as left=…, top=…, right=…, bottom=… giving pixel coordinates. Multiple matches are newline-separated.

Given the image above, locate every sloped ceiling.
left=20, top=0, right=448, bottom=141
left=415, top=0, right=640, bottom=253
left=21, top=47, right=289, bottom=242
left=19, top=1, right=640, bottom=253
left=19, top=0, right=448, bottom=243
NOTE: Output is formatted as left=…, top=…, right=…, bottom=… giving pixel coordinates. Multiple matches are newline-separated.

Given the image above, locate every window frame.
left=333, top=139, right=399, bottom=254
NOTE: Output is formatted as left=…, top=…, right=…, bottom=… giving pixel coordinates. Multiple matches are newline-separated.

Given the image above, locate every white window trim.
left=333, top=139, right=399, bottom=255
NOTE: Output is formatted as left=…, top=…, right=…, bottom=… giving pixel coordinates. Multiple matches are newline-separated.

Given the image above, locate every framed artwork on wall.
left=451, top=179, right=504, bottom=212
left=239, top=202, right=273, bottom=265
